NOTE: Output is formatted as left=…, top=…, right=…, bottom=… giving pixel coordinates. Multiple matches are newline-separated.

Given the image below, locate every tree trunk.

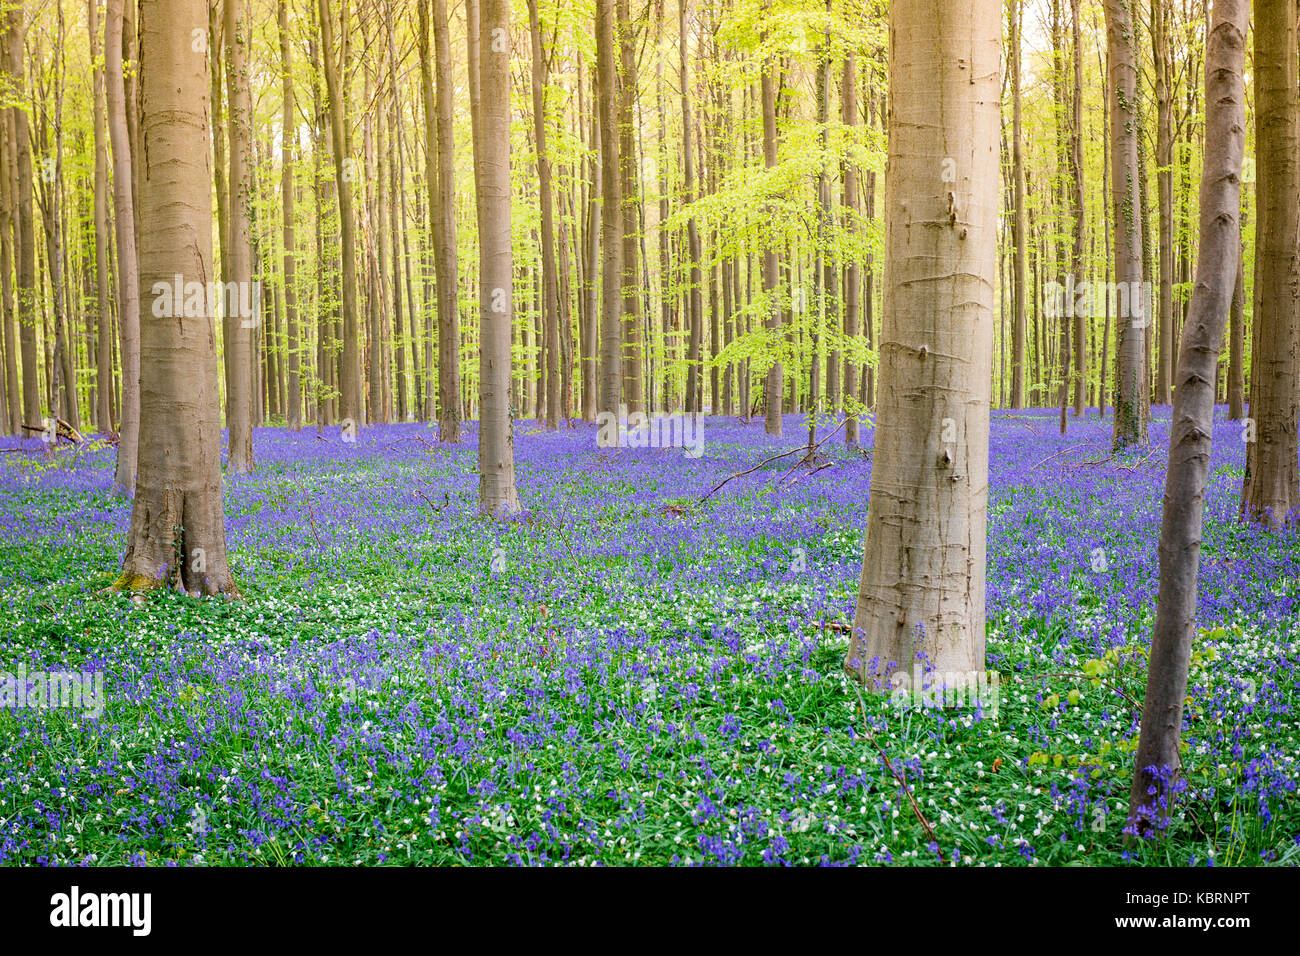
left=582, top=61, right=600, bottom=422
left=105, top=0, right=139, bottom=495
left=318, top=0, right=363, bottom=430
left=617, top=0, right=643, bottom=414
left=596, top=0, right=622, bottom=431
left=7, top=5, right=39, bottom=428
left=1105, top=0, right=1148, bottom=449
left=90, top=0, right=113, bottom=433
left=844, top=0, right=999, bottom=682
left=1070, top=0, right=1086, bottom=416
left=527, top=0, right=561, bottom=429
left=476, top=0, right=521, bottom=516
left=113, top=0, right=235, bottom=597
left=384, top=4, right=406, bottom=423
left=0, top=54, right=18, bottom=435
left=1128, top=0, right=1247, bottom=837
left=681, top=0, right=703, bottom=416
left=842, top=49, right=859, bottom=448
left=1227, top=193, right=1246, bottom=420
left=224, top=0, right=254, bottom=473
left=1240, top=0, right=1300, bottom=529
left=1153, top=0, right=1174, bottom=407
left=278, top=0, right=301, bottom=430
left=761, top=24, right=782, bottom=437
left=429, top=0, right=460, bottom=438
left=1009, top=0, right=1026, bottom=410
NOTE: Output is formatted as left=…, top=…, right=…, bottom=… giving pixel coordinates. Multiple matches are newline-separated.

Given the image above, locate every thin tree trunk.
left=318, top=0, right=363, bottom=429
left=105, top=0, right=139, bottom=493
left=279, top=0, right=301, bottom=430
left=7, top=5, right=39, bottom=427
left=476, top=0, right=521, bottom=516
left=1009, top=0, right=1026, bottom=410
left=842, top=49, right=859, bottom=448
left=527, top=0, right=561, bottom=429
left=617, top=0, right=643, bottom=413
left=1227, top=194, right=1246, bottom=420
left=1128, top=0, right=1247, bottom=836
left=225, top=0, right=254, bottom=473
left=1105, top=0, right=1148, bottom=449
left=681, top=0, right=703, bottom=416
left=596, top=0, right=623, bottom=431
left=0, top=55, right=18, bottom=434
left=582, top=61, right=600, bottom=422
left=90, top=0, right=113, bottom=433
left=761, top=17, right=782, bottom=437
left=1070, top=0, right=1086, bottom=416
left=1153, top=0, right=1174, bottom=407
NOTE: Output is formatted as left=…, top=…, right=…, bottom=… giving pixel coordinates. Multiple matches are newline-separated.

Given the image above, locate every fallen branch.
left=774, top=418, right=849, bottom=487
left=702, top=417, right=852, bottom=505
left=1030, top=442, right=1107, bottom=471
left=21, top=417, right=84, bottom=445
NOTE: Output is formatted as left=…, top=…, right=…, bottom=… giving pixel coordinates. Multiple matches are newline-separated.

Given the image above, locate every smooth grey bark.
left=105, top=0, right=139, bottom=495
left=1239, top=0, right=1300, bottom=529
left=476, top=0, right=520, bottom=516
left=225, top=0, right=254, bottom=473
left=845, top=0, right=1000, bottom=680
left=1104, top=0, right=1148, bottom=449
left=1128, top=0, right=1247, bottom=837
left=115, top=0, right=235, bottom=596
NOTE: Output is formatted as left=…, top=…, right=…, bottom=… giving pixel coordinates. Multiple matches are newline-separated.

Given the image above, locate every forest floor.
left=0, top=410, right=1297, bottom=865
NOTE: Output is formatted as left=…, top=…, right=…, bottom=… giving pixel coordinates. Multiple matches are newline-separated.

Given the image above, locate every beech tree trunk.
left=761, top=27, right=782, bottom=437
left=1009, top=0, right=1026, bottom=410
left=527, top=0, right=561, bottom=429
left=841, top=49, right=859, bottom=449
left=1105, top=0, right=1148, bottom=449
left=1069, top=0, right=1085, bottom=416
left=476, top=0, right=520, bottom=516
left=90, top=0, right=113, bottom=434
left=1227, top=192, right=1246, bottom=421
left=617, top=0, right=642, bottom=414
left=595, top=0, right=622, bottom=432
left=582, top=60, right=600, bottom=422
left=279, top=0, right=301, bottom=430
left=681, top=0, right=703, bottom=416
left=1240, top=0, right=1300, bottom=529
left=1128, top=0, right=1247, bottom=837
left=318, top=0, right=363, bottom=429
left=845, top=0, right=999, bottom=681
left=7, top=5, right=39, bottom=428
left=114, top=0, right=235, bottom=597
left=225, top=0, right=254, bottom=473
left=0, top=53, right=17, bottom=435
left=1153, top=0, right=1174, bottom=408
left=105, top=0, right=139, bottom=495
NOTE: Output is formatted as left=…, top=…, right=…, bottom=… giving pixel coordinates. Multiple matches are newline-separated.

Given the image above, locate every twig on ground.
left=848, top=679, right=939, bottom=846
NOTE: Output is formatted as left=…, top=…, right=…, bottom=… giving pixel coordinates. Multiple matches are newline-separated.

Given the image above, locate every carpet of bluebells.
left=0, top=409, right=1297, bottom=866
